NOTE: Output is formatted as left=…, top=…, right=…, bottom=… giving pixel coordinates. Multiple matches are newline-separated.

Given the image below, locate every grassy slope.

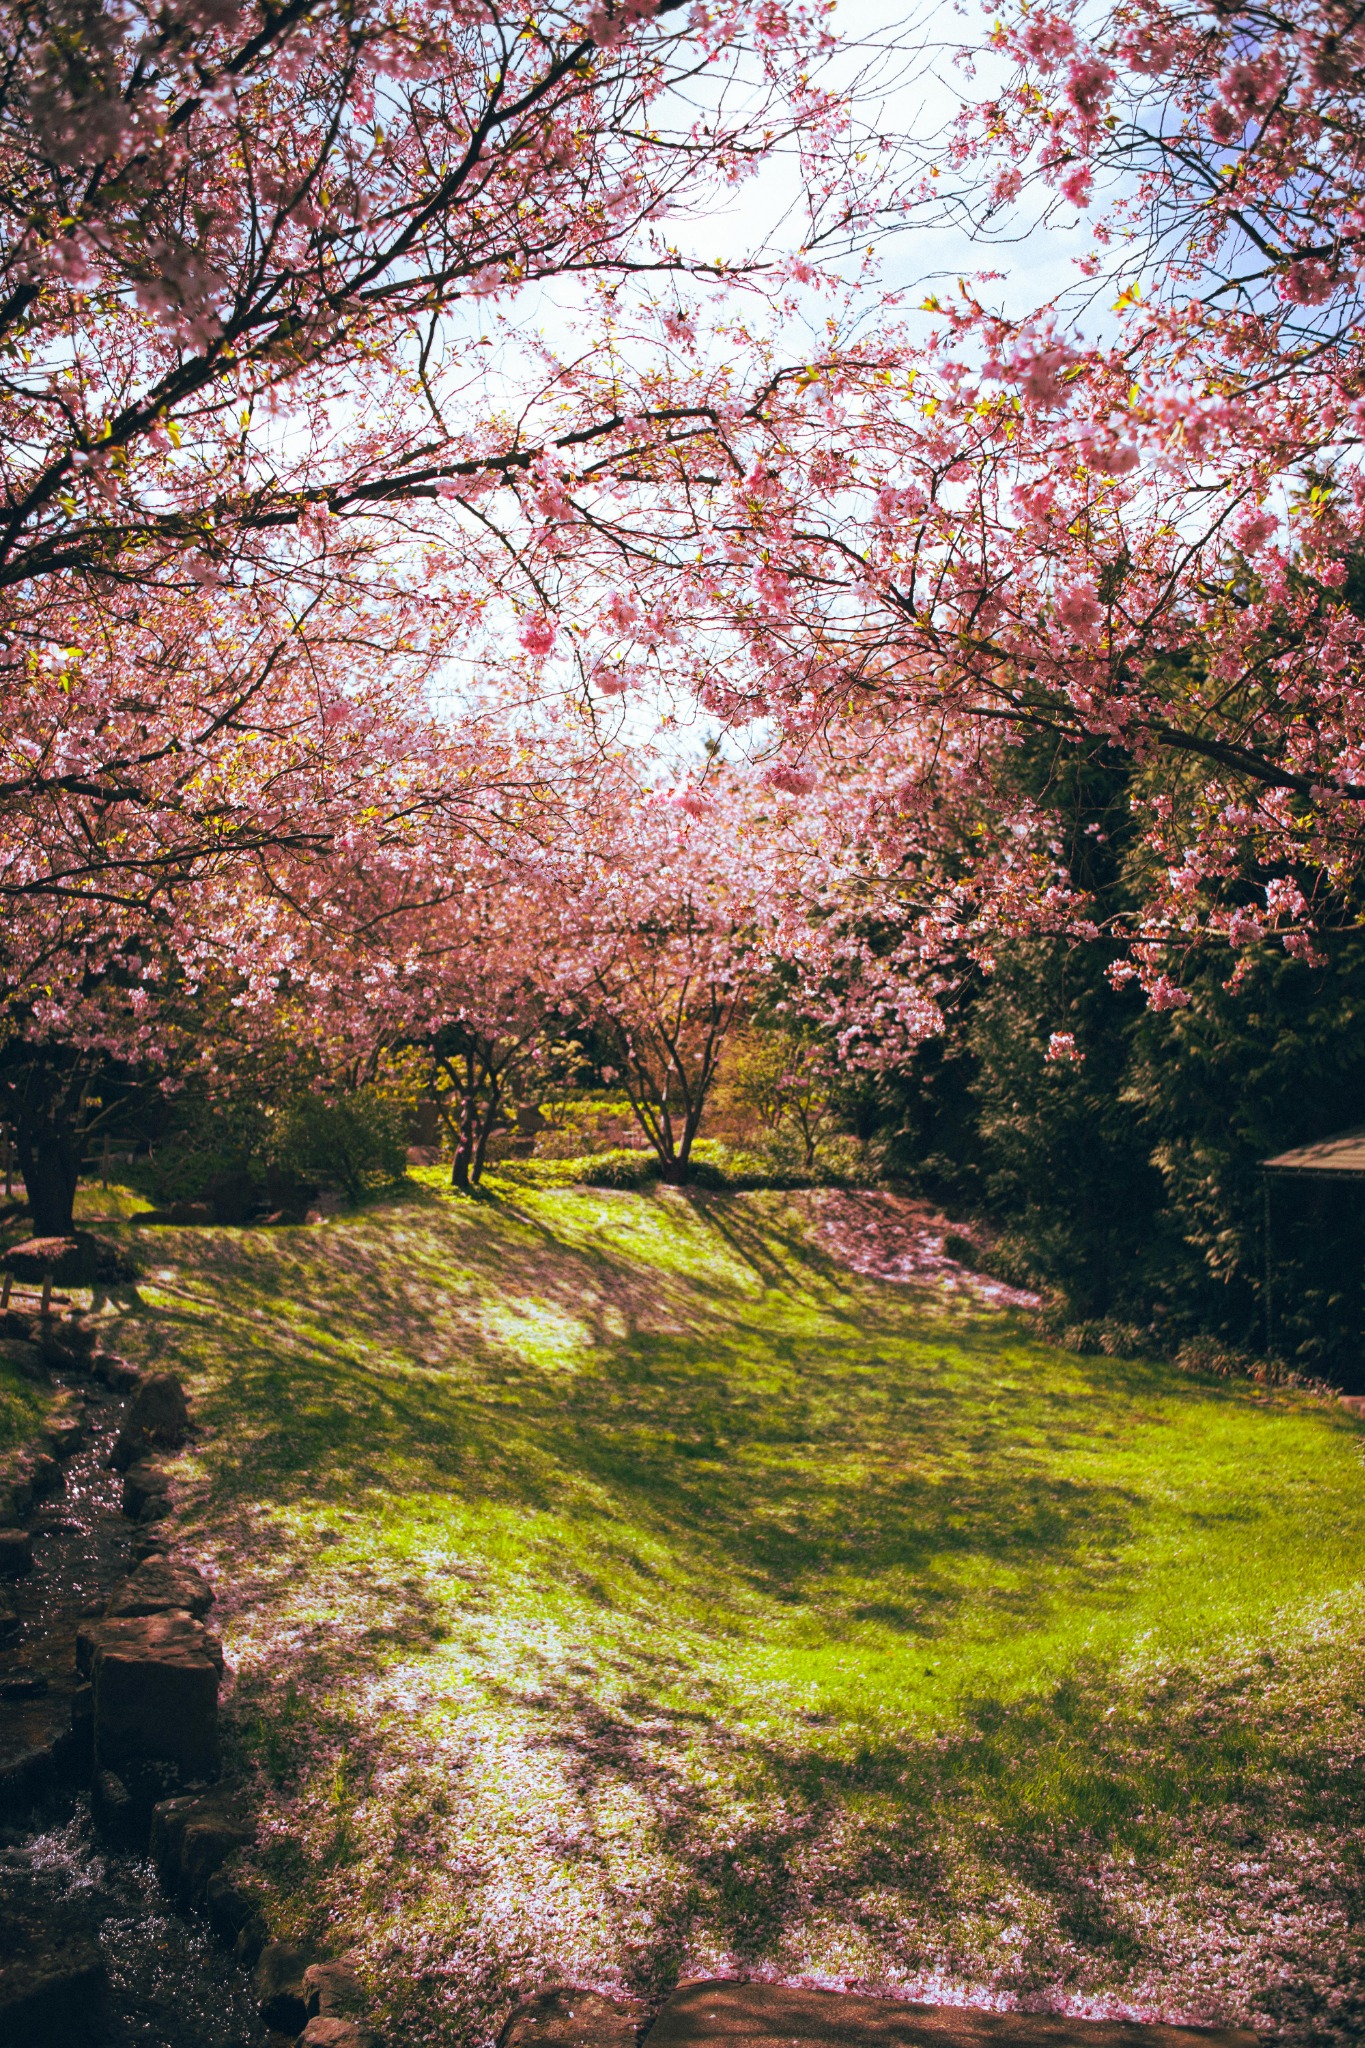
left=98, top=1178, right=1365, bottom=2047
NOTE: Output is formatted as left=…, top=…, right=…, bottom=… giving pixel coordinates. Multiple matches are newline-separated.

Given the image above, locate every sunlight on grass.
left=0, top=1353, right=46, bottom=1451
left=102, top=1179, right=1365, bottom=2045
left=73, top=1178, right=154, bottom=1221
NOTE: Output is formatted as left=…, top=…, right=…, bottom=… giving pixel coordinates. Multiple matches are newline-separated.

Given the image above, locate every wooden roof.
left=1263, top=1127, right=1365, bottom=1176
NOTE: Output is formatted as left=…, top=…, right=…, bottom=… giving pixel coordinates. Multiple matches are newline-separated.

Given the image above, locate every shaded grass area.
left=97, top=1178, right=1365, bottom=2046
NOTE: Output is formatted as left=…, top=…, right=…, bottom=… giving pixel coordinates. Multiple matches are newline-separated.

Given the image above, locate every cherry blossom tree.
left=0, top=0, right=863, bottom=831
left=553, top=761, right=946, bottom=1181
left=0, top=593, right=542, bottom=1231
left=570, top=786, right=760, bottom=1182
left=491, top=0, right=1365, bottom=1008
left=365, top=849, right=583, bottom=1193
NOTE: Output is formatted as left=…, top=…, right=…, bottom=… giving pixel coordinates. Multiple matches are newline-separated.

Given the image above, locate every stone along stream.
left=0, top=1352, right=267, bottom=2047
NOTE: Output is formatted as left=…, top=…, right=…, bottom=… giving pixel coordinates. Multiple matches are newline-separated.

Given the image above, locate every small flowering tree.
left=565, top=763, right=952, bottom=1182
left=395, top=861, right=580, bottom=1193
left=719, top=1025, right=839, bottom=1170
left=543, top=782, right=761, bottom=1184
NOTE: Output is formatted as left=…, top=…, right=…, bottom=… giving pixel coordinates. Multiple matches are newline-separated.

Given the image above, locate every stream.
left=0, top=1355, right=267, bottom=2046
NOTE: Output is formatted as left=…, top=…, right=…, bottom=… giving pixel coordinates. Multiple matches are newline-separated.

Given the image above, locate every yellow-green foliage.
left=104, top=1178, right=1365, bottom=2043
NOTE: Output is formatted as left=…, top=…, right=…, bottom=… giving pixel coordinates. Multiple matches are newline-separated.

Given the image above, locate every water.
left=4, top=1814, right=268, bottom=2047
left=0, top=1346, right=267, bottom=2047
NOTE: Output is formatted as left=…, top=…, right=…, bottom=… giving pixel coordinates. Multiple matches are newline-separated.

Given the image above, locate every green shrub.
left=148, top=1080, right=405, bottom=1216
left=576, top=1149, right=662, bottom=1190
left=272, top=1089, right=407, bottom=1201
left=144, top=1092, right=273, bottom=1219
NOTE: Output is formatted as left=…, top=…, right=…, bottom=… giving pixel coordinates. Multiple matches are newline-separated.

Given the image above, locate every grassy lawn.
left=89, top=1178, right=1365, bottom=2046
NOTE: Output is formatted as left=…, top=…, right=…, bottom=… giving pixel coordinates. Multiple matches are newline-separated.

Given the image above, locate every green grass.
left=98, top=1177, right=1365, bottom=2045
left=0, top=1353, right=46, bottom=1452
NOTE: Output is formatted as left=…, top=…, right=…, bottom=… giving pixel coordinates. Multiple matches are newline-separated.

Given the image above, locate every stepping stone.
left=642, top=1983, right=1256, bottom=2048
left=44, top=1415, right=83, bottom=1459
left=77, top=1612, right=223, bottom=1781
left=305, top=1960, right=367, bottom=2019
left=93, top=1352, right=141, bottom=1392
left=105, top=1557, right=214, bottom=1620
left=149, top=1787, right=253, bottom=1907
left=299, top=2020, right=379, bottom=2047
left=110, top=1370, right=189, bottom=1471
left=253, top=1938, right=319, bottom=2034
left=504, top=1989, right=645, bottom=2048
left=120, top=1459, right=170, bottom=1520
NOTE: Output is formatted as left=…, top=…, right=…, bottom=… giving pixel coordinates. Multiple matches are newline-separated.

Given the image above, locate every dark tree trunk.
left=449, top=1072, right=478, bottom=1192
left=13, top=1120, right=81, bottom=1236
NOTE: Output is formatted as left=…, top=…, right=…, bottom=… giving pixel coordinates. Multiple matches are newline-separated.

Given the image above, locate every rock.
left=89, top=1768, right=139, bottom=1843
left=641, top=1981, right=1259, bottom=2048
left=44, top=1414, right=83, bottom=1458
left=253, top=1940, right=318, bottom=2034
left=0, top=1596, right=18, bottom=1640
left=502, top=1989, right=644, bottom=2048
left=205, top=1868, right=259, bottom=1946
left=298, top=2019, right=378, bottom=2048
left=93, top=1351, right=141, bottom=1392
left=236, top=1910, right=271, bottom=1969
left=26, top=1451, right=63, bottom=1500
left=80, top=1612, right=222, bottom=1782
left=180, top=1807, right=253, bottom=1901
left=0, top=1891, right=106, bottom=2045
left=304, top=1960, right=366, bottom=2019
left=0, top=1337, right=45, bottom=1380
left=0, top=1529, right=32, bottom=1578
left=0, top=1471, right=33, bottom=1524
left=121, top=1458, right=171, bottom=1519
left=3, top=1235, right=96, bottom=1286
left=68, top=1685, right=93, bottom=1776
left=0, top=1672, right=48, bottom=1700
left=38, top=1322, right=95, bottom=1370
left=151, top=1788, right=254, bottom=1905
left=0, top=1735, right=60, bottom=1817
left=105, top=1557, right=214, bottom=1620
left=111, top=1369, right=190, bottom=1470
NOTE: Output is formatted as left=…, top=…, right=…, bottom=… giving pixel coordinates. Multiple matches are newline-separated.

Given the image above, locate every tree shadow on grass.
left=113, top=1199, right=1176, bottom=1648
left=101, top=1187, right=1365, bottom=2033
left=483, top=1632, right=1365, bottom=2006
left=104, top=1185, right=1293, bottom=1671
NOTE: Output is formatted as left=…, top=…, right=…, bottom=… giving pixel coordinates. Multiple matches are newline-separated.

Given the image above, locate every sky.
left=424, top=0, right=1106, bottom=758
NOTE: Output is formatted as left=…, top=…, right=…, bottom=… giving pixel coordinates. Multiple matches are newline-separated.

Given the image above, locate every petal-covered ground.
left=93, top=1179, right=1365, bottom=2048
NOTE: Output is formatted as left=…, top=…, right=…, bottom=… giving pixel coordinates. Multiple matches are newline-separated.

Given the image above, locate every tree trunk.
left=469, top=1084, right=505, bottom=1187
left=13, top=1119, right=81, bottom=1236
left=449, top=1074, right=478, bottom=1191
